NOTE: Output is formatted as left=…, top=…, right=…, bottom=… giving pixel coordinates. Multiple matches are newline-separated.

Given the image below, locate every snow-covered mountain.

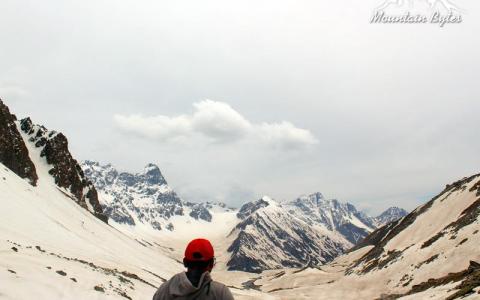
left=81, top=160, right=409, bottom=273
left=81, top=161, right=357, bottom=272
left=257, top=174, right=480, bottom=299
left=374, top=206, right=408, bottom=227
left=81, top=161, right=230, bottom=232
left=286, top=192, right=377, bottom=244
left=227, top=196, right=351, bottom=273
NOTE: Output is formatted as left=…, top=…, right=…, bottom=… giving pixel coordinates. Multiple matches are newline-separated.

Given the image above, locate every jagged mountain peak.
left=293, top=192, right=326, bottom=207
left=380, top=206, right=408, bottom=214
left=237, top=195, right=278, bottom=219
left=81, top=160, right=221, bottom=230
left=286, top=193, right=377, bottom=244
left=372, top=206, right=409, bottom=227
left=140, top=163, right=167, bottom=186
left=228, top=195, right=351, bottom=273
left=82, top=161, right=168, bottom=189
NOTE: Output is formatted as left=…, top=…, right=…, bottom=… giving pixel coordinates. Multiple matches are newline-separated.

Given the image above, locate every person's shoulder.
left=211, top=280, right=228, bottom=289
left=211, top=280, right=234, bottom=299
left=158, top=272, right=185, bottom=290
left=171, top=272, right=186, bottom=280
left=153, top=272, right=186, bottom=300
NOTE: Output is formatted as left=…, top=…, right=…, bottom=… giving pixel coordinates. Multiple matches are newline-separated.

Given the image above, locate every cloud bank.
left=114, top=100, right=318, bottom=149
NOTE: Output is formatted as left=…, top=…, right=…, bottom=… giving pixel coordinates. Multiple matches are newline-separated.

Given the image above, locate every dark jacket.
left=153, top=271, right=234, bottom=300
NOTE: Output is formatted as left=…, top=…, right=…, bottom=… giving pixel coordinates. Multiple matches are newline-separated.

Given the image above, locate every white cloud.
left=114, top=114, right=191, bottom=141
left=114, top=100, right=318, bottom=149
left=257, top=122, right=318, bottom=149
left=190, top=100, right=252, bottom=142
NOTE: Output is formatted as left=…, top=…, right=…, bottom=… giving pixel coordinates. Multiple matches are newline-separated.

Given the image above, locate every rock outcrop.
left=0, top=99, right=38, bottom=185
left=19, top=118, right=107, bottom=223
left=0, top=99, right=107, bottom=222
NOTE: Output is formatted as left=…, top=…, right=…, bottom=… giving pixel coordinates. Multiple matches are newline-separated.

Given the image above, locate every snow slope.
left=0, top=161, right=180, bottom=299
left=0, top=160, right=272, bottom=299
left=255, top=174, right=480, bottom=299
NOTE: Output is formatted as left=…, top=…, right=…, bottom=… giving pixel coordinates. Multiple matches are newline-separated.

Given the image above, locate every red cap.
left=184, top=238, right=214, bottom=261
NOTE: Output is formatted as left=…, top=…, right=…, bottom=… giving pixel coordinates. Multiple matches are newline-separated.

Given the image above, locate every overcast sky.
left=1, top=0, right=479, bottom=214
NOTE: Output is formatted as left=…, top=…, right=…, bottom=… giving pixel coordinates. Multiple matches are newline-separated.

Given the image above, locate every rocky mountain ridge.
left=374, top=206, right=408, bottom=227
left=0, top=100, right=106, bottom=222
left=287, top=192, right=376, bottom=244
left=81, top=160, right=229, bottom=231
left=81, top=160, right=409, bottom=273
left=227, top=196, right=351, bottom=272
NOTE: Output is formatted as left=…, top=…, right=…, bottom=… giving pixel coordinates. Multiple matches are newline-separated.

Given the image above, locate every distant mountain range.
left=81, top=160, right=228, bottom=231
left=81, top=160, right=408, bottom=273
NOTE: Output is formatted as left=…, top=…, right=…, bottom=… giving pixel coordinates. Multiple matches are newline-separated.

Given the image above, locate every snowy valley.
left=1, top=99, right=479, bottom=299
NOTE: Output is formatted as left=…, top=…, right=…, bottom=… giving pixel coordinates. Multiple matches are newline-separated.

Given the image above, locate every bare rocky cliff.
left=0, top=99, right=107, bottom=223
left=0, top=99, right=38, bottom=185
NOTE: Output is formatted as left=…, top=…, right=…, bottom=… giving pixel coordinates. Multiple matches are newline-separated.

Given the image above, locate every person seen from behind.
left=153, top=238, right=234, bottom=300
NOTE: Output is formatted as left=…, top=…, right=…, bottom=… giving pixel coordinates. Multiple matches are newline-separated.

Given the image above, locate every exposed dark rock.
left=102, top=205, right=135, bottom=226
left=350, top=218, right=402, bottom=252
left=56, top=270, right=67, bottom=276
left=139, top=164, right=167, bottom=186
left=379, top=261, right=480, bottom=300
left=415, top=254, right=439, bottom=269
left=338, top=222, right=370, bottom=244
left=360, top=249, right=403, bottom=274
left=188, top=203, right=212, bottom=222
left=237, top=198, right=270, bottom=219
left=241, top=278, right=262, bottom=290
left=11, top=247, right=18, bottom=252
left=19, top=118, right=107, bottom=223
left=117, top=172, right=136, bottom=186
left=422, top=197, right=480, bottom=249
left=94, top=285, right=105, bottom=292
left=0, top=99, right=38, bottom=185
left=469, top=179, right=480, bottom=196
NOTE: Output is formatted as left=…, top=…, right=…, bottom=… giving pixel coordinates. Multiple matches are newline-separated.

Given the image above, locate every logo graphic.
left=371, top=0, right=464, bottom=26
